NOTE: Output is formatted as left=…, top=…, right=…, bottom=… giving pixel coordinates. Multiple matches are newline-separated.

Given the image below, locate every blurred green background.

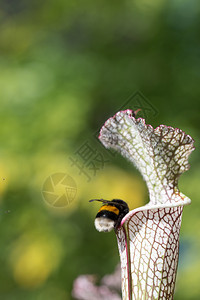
left=0, top=0, right=199, bottom=299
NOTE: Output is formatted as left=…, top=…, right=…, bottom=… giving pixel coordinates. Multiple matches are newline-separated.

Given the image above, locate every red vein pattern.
left=117, top=207, right=182, bottom=299
left=99, top=110, right=194, bottom=300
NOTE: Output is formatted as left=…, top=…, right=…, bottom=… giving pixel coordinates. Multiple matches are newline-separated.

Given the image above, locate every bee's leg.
left=114, top=219, right=121, bottom=233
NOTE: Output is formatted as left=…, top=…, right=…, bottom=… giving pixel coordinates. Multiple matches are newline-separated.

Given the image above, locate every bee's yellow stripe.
left=99, top=205, right=119, bottom=215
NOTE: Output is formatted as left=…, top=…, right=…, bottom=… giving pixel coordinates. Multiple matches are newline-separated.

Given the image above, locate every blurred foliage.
left=0, top=0, right=200, bottom=299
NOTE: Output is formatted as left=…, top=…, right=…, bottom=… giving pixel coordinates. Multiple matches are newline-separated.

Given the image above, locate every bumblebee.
left=89, top=199, right=129, bottom=232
